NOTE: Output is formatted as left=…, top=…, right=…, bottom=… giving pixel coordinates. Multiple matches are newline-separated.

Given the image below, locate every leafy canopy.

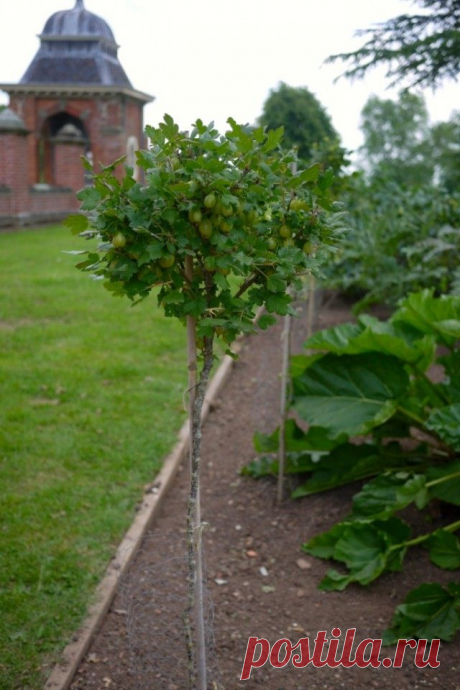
left=359, top=91, right=432, bottom=186
left=258, top=83, right=340, bottom=163
left=67, top=115, right=345, bottom=348
left=328, top=0, right=460, bottom=89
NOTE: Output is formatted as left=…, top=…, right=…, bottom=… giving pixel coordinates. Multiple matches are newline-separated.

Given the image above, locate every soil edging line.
left=43, top=345, right=242, bottom=690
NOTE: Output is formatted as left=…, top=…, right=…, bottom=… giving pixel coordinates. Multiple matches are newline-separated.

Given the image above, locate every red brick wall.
left=0, top=131, right=30, bottom=215
left=29, top=189, right=78, bottom=214
left=2, top=93, right=147, bottom=224
left=54, top=141, right=86, bottom=192
left=0, top=190, right=11, bottom=215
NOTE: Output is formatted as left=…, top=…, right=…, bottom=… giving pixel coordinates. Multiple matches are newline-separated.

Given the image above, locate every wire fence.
left=119, top=531, right=221, bottom=690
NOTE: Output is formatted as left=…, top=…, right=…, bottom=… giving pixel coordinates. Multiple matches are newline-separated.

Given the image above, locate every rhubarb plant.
left=244, top=289, right=460, bottom=642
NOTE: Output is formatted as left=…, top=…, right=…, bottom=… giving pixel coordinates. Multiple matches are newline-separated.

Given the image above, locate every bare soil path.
left=69, top=298, right=459, bottom=690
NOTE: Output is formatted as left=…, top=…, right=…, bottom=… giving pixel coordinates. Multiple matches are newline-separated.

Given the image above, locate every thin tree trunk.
left=183, top=256, right=210, bottom=690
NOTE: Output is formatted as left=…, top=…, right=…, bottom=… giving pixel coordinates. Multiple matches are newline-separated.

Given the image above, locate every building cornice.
left=37, top=34, right=120, bottom=49
left=0, top=83, right=154, bottom=104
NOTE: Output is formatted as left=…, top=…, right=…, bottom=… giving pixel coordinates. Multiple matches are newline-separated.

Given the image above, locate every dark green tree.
left=328, top=0, right=460, bottom=89
left=359, top=91, right=433, bottom=185
left=258, top=82, right=340, bottom=162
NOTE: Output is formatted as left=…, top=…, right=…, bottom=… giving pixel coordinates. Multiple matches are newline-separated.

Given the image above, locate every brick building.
left=0, top=0, right=153, bottom=227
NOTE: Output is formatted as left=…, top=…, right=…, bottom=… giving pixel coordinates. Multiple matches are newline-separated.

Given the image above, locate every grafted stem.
left=183, top=256, right=212, bottom=690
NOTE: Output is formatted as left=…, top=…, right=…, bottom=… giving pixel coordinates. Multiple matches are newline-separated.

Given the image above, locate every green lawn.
left=0, top=226, right=189, bottom=689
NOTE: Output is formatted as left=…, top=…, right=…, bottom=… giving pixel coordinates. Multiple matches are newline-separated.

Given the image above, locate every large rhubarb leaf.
left=303, top=518, right=411, bottom=591
left=426, top=404, right=460, bottom=452
left=304, top=316, right=435, bottom=371
left=253, top=419, right=345, bottom=454
left=426, top=460, right=460, bottom=506
left=292, top=443, right=420, bottom=498
left=393, top=289, right=460, bottom=348
left=428, top=530, right=460, bottom=570
left=383, top=582, right=460, bottom=644
left=352, top=472, right=429, bottom=520
left=293, top=352, right=409, bottom=437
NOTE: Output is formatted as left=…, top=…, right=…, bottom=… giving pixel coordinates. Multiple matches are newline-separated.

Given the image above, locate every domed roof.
left=20, top=0, right=133, bottom=87
left=42, top=0, right=115, bottom=43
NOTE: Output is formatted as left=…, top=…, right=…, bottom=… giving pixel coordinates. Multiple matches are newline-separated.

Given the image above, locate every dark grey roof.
left=20, top=0, right=132, bottom=88
left=42, top=0, right=115, bottom=42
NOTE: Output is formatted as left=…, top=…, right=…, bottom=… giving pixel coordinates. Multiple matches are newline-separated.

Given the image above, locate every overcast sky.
left=1, top=0, right=458, bottom=153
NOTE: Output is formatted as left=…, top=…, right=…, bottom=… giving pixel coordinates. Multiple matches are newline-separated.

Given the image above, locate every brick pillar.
left=0, top=108, right=30, bottom=220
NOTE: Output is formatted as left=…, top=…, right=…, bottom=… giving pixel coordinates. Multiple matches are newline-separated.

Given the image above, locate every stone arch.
left=38, top=111, right=89, bottom=184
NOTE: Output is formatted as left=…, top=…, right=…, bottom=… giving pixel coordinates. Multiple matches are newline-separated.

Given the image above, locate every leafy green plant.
left=244, top=289, right=460, bottom=641
left=325, top=177, right=460, bottom=312
left=67, top=115, right=344, bottom=689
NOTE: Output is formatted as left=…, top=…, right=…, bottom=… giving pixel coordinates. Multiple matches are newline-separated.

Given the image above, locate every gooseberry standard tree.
left=66, top=115, right=344, bottom=689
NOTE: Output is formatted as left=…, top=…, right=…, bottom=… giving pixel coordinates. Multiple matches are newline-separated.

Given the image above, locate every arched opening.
left=37, top=112, right=90, bottom=184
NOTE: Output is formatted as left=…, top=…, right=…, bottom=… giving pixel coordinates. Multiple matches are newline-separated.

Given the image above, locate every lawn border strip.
left=42, top=338, right=245, bottom=690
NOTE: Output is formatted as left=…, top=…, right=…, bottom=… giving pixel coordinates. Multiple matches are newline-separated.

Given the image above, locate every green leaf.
left=183, top=297, right=207, bottom=318
left=428, top=530, right=460, bottom=570
left=100, top=155, right=126, bottom=172
left=426, top=404, right=460, bottom=452
left=253, top=419, right=345, bottom=454
left=304, top=322, right=364, bottom=353
left=383, top=583, right=460, bottom=644
left=292, top=352, right=409, bottom=437
left=354, top=318, right=435, bottom=371
left=262, top=126, right=284, bottom=152
left=241, top=455, right=278, bottom=478
left=426, top=460, right=460, bottom=506
left=138, top=244, right=164, bottom=266
left=292, top=443, right=414, bottom=498
left=304, top=316, right=435, bottom=371
left=162, top=208, right=179, bottom=225
left=76, top=187, right=101, bottom=211
left=352, top=473, right=428, bottom=520
left=266, top=274, right=286, bottom=293
left=257, top=314, right=277, bottom=330
left=305, top=518, right=411, bottom=591
left=393, top=290, right=460, bottom=348
left=161, top=290, right=184, bottom=305
left=326, top=524, right=390, bottom=588
left=214, top=272, right=229, bottom=291
left=241, top=452, right=318, bottom=479
left=290, top=353, right=323, bottom=377
left=303, top=522, right=347, bottom=559
left=299, top=163, right=321, bottom=184
left=64, top=214, right=89, bottom=235
left=265, top=292, right=291, bottom=315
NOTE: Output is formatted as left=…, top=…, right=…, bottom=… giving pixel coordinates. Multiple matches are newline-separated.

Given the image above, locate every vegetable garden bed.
left=68, top=296, right=459, bottom=690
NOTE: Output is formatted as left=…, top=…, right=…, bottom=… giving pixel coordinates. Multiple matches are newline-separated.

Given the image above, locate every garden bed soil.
left=69, top=296, right=459, bottom=690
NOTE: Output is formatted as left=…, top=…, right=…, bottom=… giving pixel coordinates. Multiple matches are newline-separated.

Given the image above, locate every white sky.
left=0, top=0, right=458, bottom=153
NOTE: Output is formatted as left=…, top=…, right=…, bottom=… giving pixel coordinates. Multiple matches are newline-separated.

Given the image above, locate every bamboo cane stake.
left=306, top=274, right=316, bottom=342
left=277, top=303, right=292, bottom=504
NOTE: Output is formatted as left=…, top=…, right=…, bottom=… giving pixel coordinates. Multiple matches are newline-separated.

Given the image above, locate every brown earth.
left=69, top=296, right=459, bottom=690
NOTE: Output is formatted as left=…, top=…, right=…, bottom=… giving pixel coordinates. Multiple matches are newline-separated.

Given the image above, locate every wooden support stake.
left=277, top=295, right=292, bottom=505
